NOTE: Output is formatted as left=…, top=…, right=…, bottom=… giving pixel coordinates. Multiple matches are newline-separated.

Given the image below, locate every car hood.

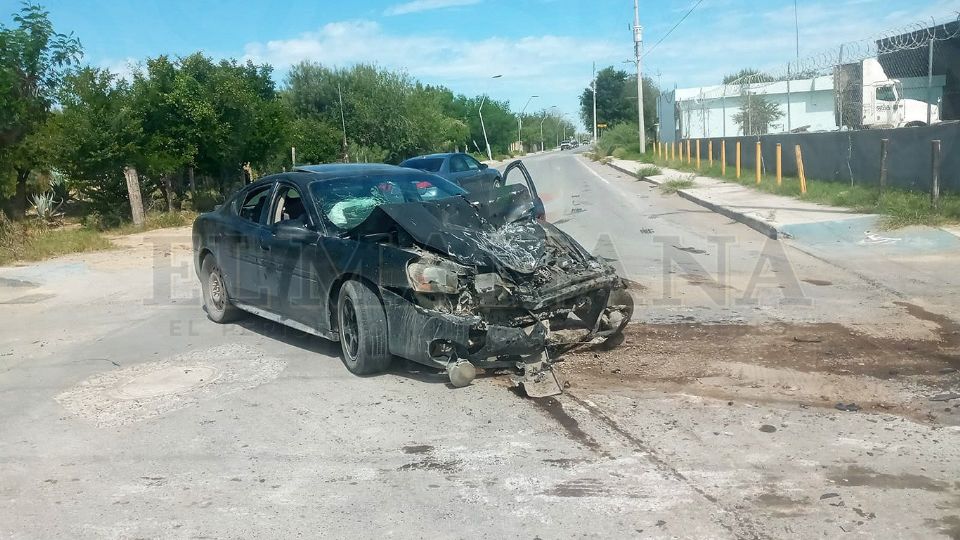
left=346, top=196, right=593, bottom=275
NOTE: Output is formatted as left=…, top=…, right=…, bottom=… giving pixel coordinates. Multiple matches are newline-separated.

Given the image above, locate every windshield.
left=310, top=173, right=466, bottom=230
left=400, top=157, right=444, bottom=172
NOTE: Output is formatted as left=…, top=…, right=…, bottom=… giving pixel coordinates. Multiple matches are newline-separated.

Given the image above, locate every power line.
left=642, top=0, right=705, bottom=59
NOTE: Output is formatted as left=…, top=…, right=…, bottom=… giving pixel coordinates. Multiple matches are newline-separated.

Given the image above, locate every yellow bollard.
left=686, top=140, right=692, bottom=165
left=795, top=144, right=807, bottom=194
left=737, top=141, right=740, bottom=180
left=755, top=141, right=762, bottom=184
left=708, top=140, right=713, bottom=168
left=671, top=141, right=675, bottom=161
left=776, top=143, right=782, bottom=186
left=721, top=140, right=726, bottom=176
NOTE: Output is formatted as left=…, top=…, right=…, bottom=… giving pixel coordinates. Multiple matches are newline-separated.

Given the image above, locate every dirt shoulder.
left=560, top=319, right=960, bottom=425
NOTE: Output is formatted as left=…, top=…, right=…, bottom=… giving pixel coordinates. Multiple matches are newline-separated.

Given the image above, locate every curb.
left=603, top=160, right=783, bottom=239
left=674, top=190, right=783, bottom=239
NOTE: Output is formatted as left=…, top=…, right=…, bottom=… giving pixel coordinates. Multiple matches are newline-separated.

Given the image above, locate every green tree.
left=48, top=67, right=140, bottom=222
left=285, top=62, right=477, bottom=163
left=130, top=53, right=290, bottom=196
left=0, top=3, right=81, bottom=218
left=732, top=92, right=783, bottom=135
left=722, top=68, right=774, bottom=85
left=579, top=67, right=659, bottom=141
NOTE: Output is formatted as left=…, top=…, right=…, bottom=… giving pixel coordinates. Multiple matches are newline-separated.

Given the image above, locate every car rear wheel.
left=201, top=255, right=241, bottom=323
left=337, top=280, right=392, bottom=375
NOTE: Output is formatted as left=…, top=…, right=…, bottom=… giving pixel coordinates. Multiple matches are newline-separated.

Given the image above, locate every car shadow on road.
left=232, top=316, right=428, bottom=383
left=232, top=313, right=481, bottom=388
left=233, top=315, right=341, bottom=356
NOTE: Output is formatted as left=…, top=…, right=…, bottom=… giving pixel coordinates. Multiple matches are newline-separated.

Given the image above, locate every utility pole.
left=539, top=110, right=550, bottom=152
left=592, top=62, right=598, bottom=142
left=633, top=0, right=646, bottom=152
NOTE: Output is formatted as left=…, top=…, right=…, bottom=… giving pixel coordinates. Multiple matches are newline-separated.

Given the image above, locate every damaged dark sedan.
left=192, top=161, right=632, bottom=396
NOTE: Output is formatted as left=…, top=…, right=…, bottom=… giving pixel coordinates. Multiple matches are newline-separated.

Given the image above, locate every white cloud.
left=242, top=20, right=624, bottom=117
left=384, top=0, right=480, bottom=16
left=99, top=57, right=139, bottom=81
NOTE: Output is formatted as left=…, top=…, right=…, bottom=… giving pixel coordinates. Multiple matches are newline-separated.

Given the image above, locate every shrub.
left=0, top=213, right=111, bottom=265
left=660, top=178, right=696, bottom=194
left=186, top=189, right=225, bottom=213
left=81, top=209, right=125, bottom=230
left=636, top=165, right=662, bottom=178
left=596, top=123, right=640, bottom=157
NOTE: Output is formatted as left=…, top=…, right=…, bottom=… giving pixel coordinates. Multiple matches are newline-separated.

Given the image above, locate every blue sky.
left=22, top=0, right=960, bottom=129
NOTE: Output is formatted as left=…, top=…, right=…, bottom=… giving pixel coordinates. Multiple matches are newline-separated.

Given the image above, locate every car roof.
left=401, top=152, right=470, bottom=161
left=240, top=163, right=433, bottom=188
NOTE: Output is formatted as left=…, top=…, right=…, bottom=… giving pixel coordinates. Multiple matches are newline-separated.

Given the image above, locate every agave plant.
left=29, top=191, right=64, bottom=224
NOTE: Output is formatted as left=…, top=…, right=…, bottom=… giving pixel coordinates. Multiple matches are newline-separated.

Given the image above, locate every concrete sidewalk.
left=607, top=158, right=960, bottom=246
left=606, top=158, right=880, bottom=240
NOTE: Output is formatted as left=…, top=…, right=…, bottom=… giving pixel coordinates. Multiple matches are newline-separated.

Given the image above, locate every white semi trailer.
left=836, top=57, right=941, bottom=129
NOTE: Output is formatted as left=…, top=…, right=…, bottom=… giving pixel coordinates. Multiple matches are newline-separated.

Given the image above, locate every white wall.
left=674, top=86, right=838, bottom=140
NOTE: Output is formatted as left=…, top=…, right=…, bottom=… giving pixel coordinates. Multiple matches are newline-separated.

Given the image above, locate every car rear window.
left=401, top=157, right=444, bottom=172
left=310, top=174, right=466, bottom=230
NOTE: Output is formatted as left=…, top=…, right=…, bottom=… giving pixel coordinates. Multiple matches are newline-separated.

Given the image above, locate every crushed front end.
left=380, top=219, right=634, bottom=396
left=347, top=160, right=634, bottom=396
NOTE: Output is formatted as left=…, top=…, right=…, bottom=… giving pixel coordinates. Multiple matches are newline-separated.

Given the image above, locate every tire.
left=200, top=255, right=241, bottom=323
left=337, top=280, right=392, bottom=375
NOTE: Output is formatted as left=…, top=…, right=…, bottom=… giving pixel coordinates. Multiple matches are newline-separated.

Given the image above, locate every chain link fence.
left=662, top=15, right=960, bottom=141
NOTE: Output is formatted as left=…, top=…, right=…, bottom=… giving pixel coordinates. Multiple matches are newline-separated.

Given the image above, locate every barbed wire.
left=683, top=12, right=960, bottom=102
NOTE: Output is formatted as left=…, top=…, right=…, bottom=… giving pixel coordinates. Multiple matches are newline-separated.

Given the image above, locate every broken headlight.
left=407, top=262, right=459, bottom=294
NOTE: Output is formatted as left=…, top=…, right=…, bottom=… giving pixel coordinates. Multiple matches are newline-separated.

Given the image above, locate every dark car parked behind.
left=399, top=152, right=501, bottom=192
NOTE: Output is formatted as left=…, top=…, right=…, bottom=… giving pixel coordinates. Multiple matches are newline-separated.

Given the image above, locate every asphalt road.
left=1, top=150, right=958, bottom=539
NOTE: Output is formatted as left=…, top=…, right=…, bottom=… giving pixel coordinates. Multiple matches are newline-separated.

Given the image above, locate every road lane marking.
left=574, top=158, right=610, bottom=184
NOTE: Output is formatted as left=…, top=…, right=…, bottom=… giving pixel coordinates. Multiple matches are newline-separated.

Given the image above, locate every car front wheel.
left=337, top=280, right=392, bottom=375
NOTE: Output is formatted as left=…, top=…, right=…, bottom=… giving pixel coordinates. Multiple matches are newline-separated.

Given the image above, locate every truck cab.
left=860, top=58, right=940, bottom=129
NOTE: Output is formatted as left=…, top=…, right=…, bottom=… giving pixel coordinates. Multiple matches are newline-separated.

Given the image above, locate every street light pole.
left=517, top=95, right=538, bottom=154
left=478, top=74, right=502, bottom=161
left=592, top=62, right=598, bottom=142
left=633, top=0, right=646, bottom=152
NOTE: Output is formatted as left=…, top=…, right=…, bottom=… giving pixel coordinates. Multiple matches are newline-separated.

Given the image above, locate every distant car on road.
left=560, top=140, right=573, bottom=150
left=399, top=152, right=501, bottom=192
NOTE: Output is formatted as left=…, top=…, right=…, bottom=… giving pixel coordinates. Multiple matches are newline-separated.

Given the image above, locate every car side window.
left=238, top=185, right=272, bottom=223
left=449, top=156, right=468, bottom=172
left=463, top=155, right=481, bottom=170
left=269, top=184, right=310, bottom=227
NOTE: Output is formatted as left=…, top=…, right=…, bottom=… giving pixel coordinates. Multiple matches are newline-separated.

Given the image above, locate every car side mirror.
left=479, top=163, right=489, bottom=170
left=273, top=222, right=318, bottom=243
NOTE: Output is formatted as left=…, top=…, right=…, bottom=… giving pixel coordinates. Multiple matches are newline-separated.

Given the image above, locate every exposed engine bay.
left=347, top=161, right=634, bottom=396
